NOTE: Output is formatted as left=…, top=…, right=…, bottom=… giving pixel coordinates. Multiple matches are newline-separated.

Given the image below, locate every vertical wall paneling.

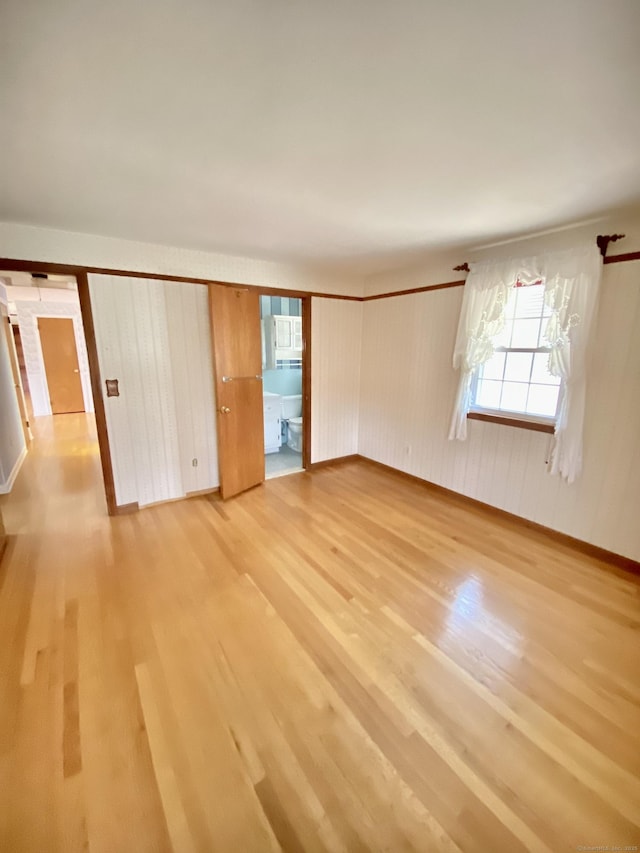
left=358, top=261, right=640, bottom=561
left=88, top=275, right=219, bottom=508
left=132, top=280, right=183, bottom=505
left=89, top=277, right=142, bottom=506
left=15, top=296, right=94, bottom=417
left=311, top=298, right=363, bottom=463
left=164, top=282, right=219, bottom=494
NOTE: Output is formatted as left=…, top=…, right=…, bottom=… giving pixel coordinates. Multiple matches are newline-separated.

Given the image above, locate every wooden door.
left=38, top=318, right=85, bottom=414
left=209, top=285, right=264, bottom=499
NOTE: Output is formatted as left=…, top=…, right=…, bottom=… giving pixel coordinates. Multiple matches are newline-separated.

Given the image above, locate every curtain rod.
left=453, top=233, right=626, bottom=271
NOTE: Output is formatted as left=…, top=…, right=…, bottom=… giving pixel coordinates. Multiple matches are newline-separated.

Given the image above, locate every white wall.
left=0, top=305, right=26, bottom=493
left=311, top=298, right=363, bottom=463
left=364, top=209, right=640, bottom=297
left=359, top=260, right=640, bottom=561
left=89, top=274, right=218, bottom=507
left=15, top=290, right=94, bottom=417
left=11, top=223, right=637, bottom=560
left=91, top=279, right=363, bottom=499
left=0, top=222, right=363, bottom=298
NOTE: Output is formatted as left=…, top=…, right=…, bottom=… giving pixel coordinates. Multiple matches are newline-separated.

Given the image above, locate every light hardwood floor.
left=0, top=414, right=639, bottom=852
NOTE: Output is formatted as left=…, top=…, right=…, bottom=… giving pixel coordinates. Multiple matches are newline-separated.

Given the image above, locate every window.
left=470, top=282, right=561, bottom=422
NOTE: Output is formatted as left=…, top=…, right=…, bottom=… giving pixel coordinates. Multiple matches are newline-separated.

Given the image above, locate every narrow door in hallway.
left=38, top=318, right=84, bottom=414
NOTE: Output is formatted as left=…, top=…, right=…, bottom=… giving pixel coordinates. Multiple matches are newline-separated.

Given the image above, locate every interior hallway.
left=0, top=415, right=639, bottom=852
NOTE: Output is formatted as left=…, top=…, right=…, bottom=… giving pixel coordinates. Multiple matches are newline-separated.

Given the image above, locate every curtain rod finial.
left=453, top=262, right=470, bottom=272
left=596, top=234, right=625, bottom=257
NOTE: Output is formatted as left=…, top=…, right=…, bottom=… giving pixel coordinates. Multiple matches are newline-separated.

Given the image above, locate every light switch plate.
left=105, top=379, right=119, bottom=397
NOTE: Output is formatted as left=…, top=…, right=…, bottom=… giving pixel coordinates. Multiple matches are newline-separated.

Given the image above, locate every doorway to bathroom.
left=260, top=293, right=306, bottom=479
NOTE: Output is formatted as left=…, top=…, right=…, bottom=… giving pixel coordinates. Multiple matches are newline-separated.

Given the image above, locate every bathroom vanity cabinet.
left=263, top=392, right=282, bottom=454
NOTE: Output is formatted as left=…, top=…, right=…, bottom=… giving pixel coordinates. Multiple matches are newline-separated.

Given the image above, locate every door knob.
left=218, top=406, right=231, bottom=414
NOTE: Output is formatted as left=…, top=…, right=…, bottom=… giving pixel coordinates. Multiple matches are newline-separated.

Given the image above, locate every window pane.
left=510, top=318, right=540, bottom=348
left=526, top=384, right=560, bottom=417
left=500, top=382, right=528, bottom=412
left=493, top=322, right=511, bottom=348
left=475, top=378, right=502, bottom=409
left=514, top=284, right=545, bottom=318
left=504, top=351, right=532, bottom=382
left=471, top=281, right=563, bottom=419
left=531, top=352, right=560, bottom=385
left=480, top=352, right=505, bottom=381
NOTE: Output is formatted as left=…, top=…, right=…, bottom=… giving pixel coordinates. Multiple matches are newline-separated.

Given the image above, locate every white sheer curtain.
left=448, top=243, right=602, bottom=483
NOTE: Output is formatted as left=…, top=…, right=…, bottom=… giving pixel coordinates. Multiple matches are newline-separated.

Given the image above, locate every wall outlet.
left=192, top=458, right=198, bottom=467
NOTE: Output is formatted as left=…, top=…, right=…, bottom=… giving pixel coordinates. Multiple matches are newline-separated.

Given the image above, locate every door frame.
left=0, top=264, right=119, bottom=515
left=1, top=305, right=31, bottom=445
left=0, top=257, right=324, bottom=512
left=256, top=288, right=311, bottom=471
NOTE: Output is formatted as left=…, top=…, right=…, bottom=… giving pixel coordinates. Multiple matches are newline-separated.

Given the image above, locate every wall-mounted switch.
left=105, top=379, right=119, bottom=397
left=192, top=458, right=198, bottom=467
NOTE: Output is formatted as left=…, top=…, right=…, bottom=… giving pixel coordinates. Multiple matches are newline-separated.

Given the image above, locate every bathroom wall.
left=259, top=295, right=302, bottom=317
left=262, top=368, right=302, bottom=396
left=260, top=294, right=303, bottom=395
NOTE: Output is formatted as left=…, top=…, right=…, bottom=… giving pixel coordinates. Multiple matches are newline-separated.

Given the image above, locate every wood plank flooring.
left=0, top=413, right=639, bottom=852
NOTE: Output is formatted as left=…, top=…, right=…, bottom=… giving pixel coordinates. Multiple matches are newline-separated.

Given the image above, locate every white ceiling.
left=0, top=271, right=77, bottom=289
left=1, top=0, right=639, bottom=274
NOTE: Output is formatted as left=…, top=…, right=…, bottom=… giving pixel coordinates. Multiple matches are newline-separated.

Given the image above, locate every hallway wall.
left=0, top=505, right=5, bottom=556
left=0, top=304, right=26, bottom=494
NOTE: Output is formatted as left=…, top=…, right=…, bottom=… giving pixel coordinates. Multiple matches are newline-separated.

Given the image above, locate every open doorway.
left=209, top=284, right=311, bottom=499
left=260, top=294, right=305, bottom=479
left=0, top=270, right=97, bottom=496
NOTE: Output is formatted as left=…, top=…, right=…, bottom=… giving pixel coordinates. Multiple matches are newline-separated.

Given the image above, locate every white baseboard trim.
left=0, top=446, right=28, bottom=494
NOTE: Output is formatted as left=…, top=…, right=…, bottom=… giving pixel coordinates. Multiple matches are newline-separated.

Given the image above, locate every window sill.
left=467, top=411, right=555, bottom=434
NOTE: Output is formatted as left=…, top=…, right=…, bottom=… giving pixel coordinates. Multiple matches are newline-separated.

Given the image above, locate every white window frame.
left=468, top=283, right=562, bottom=428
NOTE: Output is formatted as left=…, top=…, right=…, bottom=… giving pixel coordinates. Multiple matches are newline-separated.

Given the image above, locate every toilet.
left=281, top=395, right=303, bottom=452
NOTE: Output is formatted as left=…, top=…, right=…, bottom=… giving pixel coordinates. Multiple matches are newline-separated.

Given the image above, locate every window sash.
left=470, top=345, right=561, bottom=422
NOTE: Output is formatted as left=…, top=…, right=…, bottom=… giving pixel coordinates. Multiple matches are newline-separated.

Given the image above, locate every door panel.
left=209, top=285, right=264, bottom=499
left=38, top=318, right=85, bottom=414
